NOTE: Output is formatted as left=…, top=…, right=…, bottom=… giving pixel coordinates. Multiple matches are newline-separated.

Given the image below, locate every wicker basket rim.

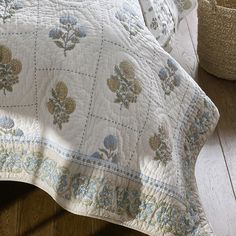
left=203, top=0, right=236, bottom=10
left=198, top=0, right=236, bottom=80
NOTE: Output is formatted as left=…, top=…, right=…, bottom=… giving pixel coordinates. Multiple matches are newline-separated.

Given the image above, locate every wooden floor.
left=1, top=10, right=236, bottom=236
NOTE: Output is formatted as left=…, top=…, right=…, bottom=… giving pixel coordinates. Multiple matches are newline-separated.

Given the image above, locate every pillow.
left=139, top=0, right=197, bottom=51
left=174, top=0, right=197, bottom=19
left=139, top=0, right=178, bottom=51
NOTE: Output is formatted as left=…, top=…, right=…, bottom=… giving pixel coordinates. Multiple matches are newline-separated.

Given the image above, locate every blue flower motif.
left=14, top=128, right=24, bottom=137
left=49, top=28, right=63, bottom=39
left=0, top=116, right=24, bottom=139
left=91, top=152, right=101, bottom=159
left=56, top=174, right=68, bottom=193
left=138, top=201, right=155, bottom=221
left=97, top=184, right=114, bottom=209
left=49, top=15, right=86, bottom=56
left=23, top=155, right=42, bottom=173
left=158, top=59, right=181, bottom=95
left=104, top=135, right=118, bottom=151
left=158, top=68, right=168, bottom=80
left=116, top=187, right=130, bottom=213
left=174, top=74, right=181, bottom=87
left=167, top=59, right=178, bottom=72
left=74, top=25, right=86, bottom=38
left=59, top=15, right=77, bottom=25
left=71, top=175, right=96, bottom=202
left=90, top=135, right=119, bottom=164
left=0, top=116, right=14, bottom=129
left=1, top=152, right=21, bottom=172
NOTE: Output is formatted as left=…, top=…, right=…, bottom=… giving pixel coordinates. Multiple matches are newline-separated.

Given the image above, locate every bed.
left=0, top=0, right=219, bottom=235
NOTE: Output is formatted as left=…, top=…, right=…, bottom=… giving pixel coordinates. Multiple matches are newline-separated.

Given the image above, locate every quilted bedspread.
left=0, top=1, right=219, bottom=235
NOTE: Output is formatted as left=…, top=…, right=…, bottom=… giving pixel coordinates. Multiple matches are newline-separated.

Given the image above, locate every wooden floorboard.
left=0, top=182, right=146, bottom=236
left=0, top=182, right=20, bottom=236
left=186, top=10, right=198, bottom=61
left=16, top=185, right=55, bottom=236
left=52, top=210, right=144, bottom=236
left=196, top=132, right=236, bottom=236
left=197, top=68, right=236, bottom=198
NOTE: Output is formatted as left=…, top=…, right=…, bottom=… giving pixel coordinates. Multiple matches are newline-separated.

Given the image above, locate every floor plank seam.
left=186, top=17, right=199, bottom=62
left=216, top=127, right=236, bottom=201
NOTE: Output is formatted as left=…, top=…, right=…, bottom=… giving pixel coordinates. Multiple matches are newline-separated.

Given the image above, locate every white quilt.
left=0, top=1, right=219, bottom=235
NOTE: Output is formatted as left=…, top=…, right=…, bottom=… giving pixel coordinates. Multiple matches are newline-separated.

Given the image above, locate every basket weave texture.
left=198, top=0, right=236, bottom=80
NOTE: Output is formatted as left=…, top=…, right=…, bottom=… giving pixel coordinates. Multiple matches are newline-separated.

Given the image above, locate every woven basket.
left=198, top=0, right=236, bottom=80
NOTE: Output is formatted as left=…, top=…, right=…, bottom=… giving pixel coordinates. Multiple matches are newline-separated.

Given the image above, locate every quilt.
left=0, top=1, right=219, bottom=235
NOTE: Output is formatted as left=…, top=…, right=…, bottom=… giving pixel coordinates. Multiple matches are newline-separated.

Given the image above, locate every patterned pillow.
left=139, top=0, right=197, bottom=51
left=174, top=0, right=197, bottom=19
left=139, top=0, right=178, bottom=51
